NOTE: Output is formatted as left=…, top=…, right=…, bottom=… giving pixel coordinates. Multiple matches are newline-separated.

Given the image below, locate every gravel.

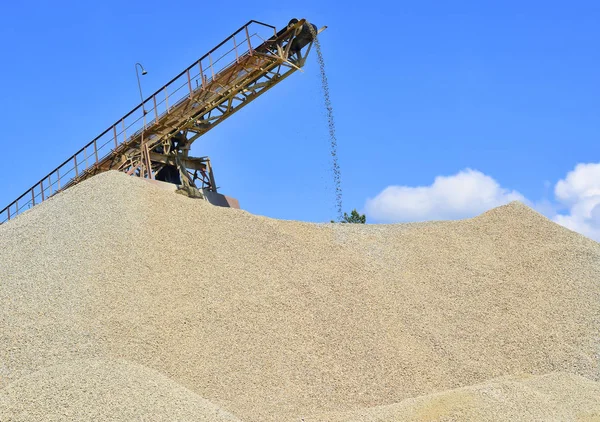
left=1, top=170, right=599, bottom=421
left=0, top=359, right=241, bottom=421
left=303, top=372, right=600, bottom=421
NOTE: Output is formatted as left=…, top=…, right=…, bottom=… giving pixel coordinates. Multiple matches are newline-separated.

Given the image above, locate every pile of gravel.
left=304, top=372, right=600, bottom=421
left=1, top=170, right=599, bottom=421
left=0, top=359, right=241, bottom=421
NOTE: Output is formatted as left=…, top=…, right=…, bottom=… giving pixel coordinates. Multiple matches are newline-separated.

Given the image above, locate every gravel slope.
left=304, top=372, right=600, bottom=421
left=1, top=170, right=599, bottom=420
left=0, top=358, right=241, bottom=421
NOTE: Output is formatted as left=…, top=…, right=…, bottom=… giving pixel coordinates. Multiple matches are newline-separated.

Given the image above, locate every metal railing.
left=1, top=20, right=278, bottom=224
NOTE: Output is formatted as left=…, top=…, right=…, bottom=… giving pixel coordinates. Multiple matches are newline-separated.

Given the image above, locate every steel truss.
left=1, top=18, right=322, bottom=222
left=65, top=20, right=315, bottom=192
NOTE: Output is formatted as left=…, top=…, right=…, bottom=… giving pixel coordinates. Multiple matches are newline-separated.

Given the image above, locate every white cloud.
left=365, top=169, right=525, bottom=223
left=364, top=163, right=600, bottom=242
left=552, top=163, right=600, bottom=241
left=555, top=163, right=600, bottom=203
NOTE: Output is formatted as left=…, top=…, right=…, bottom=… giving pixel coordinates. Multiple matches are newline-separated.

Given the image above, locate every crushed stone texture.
left=1, top=170, right=600, bottom=421
left=303, top=372, right=600, bottom=421
left=0, top=358, right=241, bottom=421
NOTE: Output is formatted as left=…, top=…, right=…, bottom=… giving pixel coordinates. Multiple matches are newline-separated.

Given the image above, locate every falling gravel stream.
left=309, top=25, right=343, bottom=222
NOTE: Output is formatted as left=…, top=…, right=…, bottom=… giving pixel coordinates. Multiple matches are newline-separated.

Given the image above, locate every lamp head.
left=136, top=62, right=148, bottom=75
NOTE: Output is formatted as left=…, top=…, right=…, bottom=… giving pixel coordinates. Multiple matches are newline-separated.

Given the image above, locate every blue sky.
left=1, top=1, right=599, bottom=239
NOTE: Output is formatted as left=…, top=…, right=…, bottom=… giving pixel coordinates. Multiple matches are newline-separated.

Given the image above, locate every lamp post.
left=135, top=62, right=147, bottom=119
left=135, top=63, right=153, bottom=179
left=135, top=63, right=148, bottom=107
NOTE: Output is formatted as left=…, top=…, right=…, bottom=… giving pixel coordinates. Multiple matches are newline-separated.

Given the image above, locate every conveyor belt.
left=1, top=18, right=320, bottom=223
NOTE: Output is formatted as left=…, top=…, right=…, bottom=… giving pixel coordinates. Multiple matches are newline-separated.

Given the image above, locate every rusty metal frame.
left=1, top=18, right=320, bottom=223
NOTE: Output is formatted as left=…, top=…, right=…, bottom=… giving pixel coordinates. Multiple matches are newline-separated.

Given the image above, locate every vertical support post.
left=47, top=176, right=52, bottom=196
left=245, top=25, right=253, bottom=56
left=140, top=141, right=154, bottom=180
left=31, top=190, right=35, bottom=207
left=142, top=105, right=146, bottom=130
left=199, top=61, right=206, bottom=89
left=57, top=168, right=61, bottom=190
left=186, top=69, right=193, bottom=98
left=122, top=119, right=126, bottom=142
left=233, top=34, right=239, bottom=63
left=94, top=139, right=99, bottom=163
left=209, top=53, right=215, bottom=81
left=153, top=94, right=158, bottom=124
left=74, top=155, right=79, bottom=178
left=113, top=125, right=118, bottom=148
left=164, top=87, right=169, bottom=111
left=207, top=158, right=217, bottom=193
left=40, top=181, right=45, bottom=201
left=141, top=130, right=146, bottom=179
left=7, top=206, right=10, bottom=220
left=147, top=144, right=154, bottom=180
